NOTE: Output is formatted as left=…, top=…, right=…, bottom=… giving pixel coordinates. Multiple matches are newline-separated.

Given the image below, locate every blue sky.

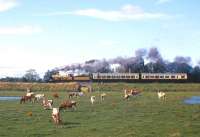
left=0, top=0, right=199, bottom=77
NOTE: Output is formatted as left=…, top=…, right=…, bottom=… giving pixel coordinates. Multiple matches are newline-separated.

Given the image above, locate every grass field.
left=0, top=83, right=200, bottom=137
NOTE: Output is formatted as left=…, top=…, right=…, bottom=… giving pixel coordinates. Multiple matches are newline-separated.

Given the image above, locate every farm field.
left=0, top=83, right=200, bottom=137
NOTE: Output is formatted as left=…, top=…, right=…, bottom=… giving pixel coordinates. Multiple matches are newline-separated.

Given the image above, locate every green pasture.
left=0, top=84, right=200, bottom=137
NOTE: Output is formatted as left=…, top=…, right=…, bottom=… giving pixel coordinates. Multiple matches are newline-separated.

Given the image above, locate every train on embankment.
left=51, top=73, right=188, bottom=82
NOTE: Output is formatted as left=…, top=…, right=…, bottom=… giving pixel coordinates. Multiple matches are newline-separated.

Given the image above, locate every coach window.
left=181, top=75, right=185, bottom=78
left=171, top=76, right=175, bottom=79
left=165, top=76, right=169, bottom=78
left=160, top=76, right=164, bottom=79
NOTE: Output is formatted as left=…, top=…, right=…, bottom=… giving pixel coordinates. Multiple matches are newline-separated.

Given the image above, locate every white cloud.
left=0, top=25, right=43, bottom=35
left=42, top=4, right=170, bottom=21
left=0, top=0, right=18, bottom=12
left=157, top=0, right=172, bottom=4
left=0, top=46, right=69, bottom=78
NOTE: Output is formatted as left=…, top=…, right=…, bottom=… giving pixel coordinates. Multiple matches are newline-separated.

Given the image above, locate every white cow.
left=157, top=91, right=166, bottom=100
left=26, top=92, right=34, bottom=97
left=90, top=96, right=96, bottom=105
left=52, top=108, right=61, bottom=124
left=35, top=94, right=45, bottom=102
left=100, top=93, right=106, bottom=101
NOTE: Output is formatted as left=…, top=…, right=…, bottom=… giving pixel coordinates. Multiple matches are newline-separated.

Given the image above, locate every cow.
left=42, top=98, right=53, bottom=110
left=123, top=88, right=141, bottom=100
left=52, top=108, right=62, bottom=124
left=59, top=100, right=77, bottom=111
left=100, top=93, right=106, bottom=101
left=90, top=96, right=95, bottom=104
left=68, top=92, right=78, bottom=99
left=20, top=95, right=33, bottom=104
left=131, top=89, right=141, bottom=96
left=34, top=94, right=45, bottom=102
left=157, top=90, right=166, bottom=100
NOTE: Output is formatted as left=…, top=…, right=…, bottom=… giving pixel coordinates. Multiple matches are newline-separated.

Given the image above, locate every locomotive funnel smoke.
left=135, top=48, right=147, bottom=58
left=54, top=47, right=197, bottom=75
left=110, top=56, right=127, bottom=65
left=174, top=56, right=191, bottom=64
left=147, top=47, right=163, bottom=63
left=83, top=59, right=110, bottom=73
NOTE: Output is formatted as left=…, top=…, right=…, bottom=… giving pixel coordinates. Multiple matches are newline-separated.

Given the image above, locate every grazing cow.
left=69, top=92, right=84, bottom=98
left=68, top=92, right=78, bottom=98
left=34, top=94, right=45, bottom=102
left=52, top=108, right=62, bottom=124
left=123, top=88, right=141, bottom=100
left=100, top=93, right=106, bottom=101
left=124, top=90, right=130, bottom=100
left=26, top=92, right=34, bottom=97
left=42, top=98, right=53, bottom=110
left=131, top=89, right=141, bottom=96
left=59, top=100, right=77, bottom=111
left=90, top=96, right=95, bottom=104
left=124, top=93, right=130, bottom=100
left=20, top=95, right=33, bottom=104
left=157, top=91, right=166, bottom=100
left=123, top=89, right=131, bottom=100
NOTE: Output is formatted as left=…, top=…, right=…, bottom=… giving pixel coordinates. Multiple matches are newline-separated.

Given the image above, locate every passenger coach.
left=141, top=73, right=187, bottom=82
left=92, top=73, right=139, bottom=82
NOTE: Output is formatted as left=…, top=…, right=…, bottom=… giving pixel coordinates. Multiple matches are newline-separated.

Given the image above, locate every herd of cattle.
left=19, top=88, right=166, bottom=125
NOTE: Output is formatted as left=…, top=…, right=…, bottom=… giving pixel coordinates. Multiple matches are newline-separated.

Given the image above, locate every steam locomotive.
left=51, top=73, right=187, bottom=82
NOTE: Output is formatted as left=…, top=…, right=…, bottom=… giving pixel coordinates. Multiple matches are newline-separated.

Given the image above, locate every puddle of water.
left=0, top=96, right=21, bottom=101
left=184, top=96, right=200, bottom=104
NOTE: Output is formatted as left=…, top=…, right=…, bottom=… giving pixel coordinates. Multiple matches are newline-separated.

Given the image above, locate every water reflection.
left=184, top=96, right=200, bottom=104
left=0, top=96, right=21, bottom=101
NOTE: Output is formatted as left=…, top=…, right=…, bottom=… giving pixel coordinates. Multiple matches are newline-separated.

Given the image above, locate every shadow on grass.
left=56, top=121, right=81, bottom=129
left=62, top=121, right=80, bottom=126
left=29, top=133, right=52, bottom=137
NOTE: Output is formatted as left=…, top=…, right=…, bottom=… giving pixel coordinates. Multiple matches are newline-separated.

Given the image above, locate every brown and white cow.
left=123, top=88, right=141, bottom=100
left=52, top=108, right=62, bottom=124
left=20, top=95, right=34, bottom=104
left=68, top=92, right=78, bottom=98
left=59, top=100, right=77, bottom=111
left=42, top=98, right=53, bottom=110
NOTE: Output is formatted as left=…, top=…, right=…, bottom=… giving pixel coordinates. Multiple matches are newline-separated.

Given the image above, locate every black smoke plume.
left=174, top=56, right=191, bottom=64
left=147, top=47, right=163, bottom=63
left=52, top=47, right=195, bottom=75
